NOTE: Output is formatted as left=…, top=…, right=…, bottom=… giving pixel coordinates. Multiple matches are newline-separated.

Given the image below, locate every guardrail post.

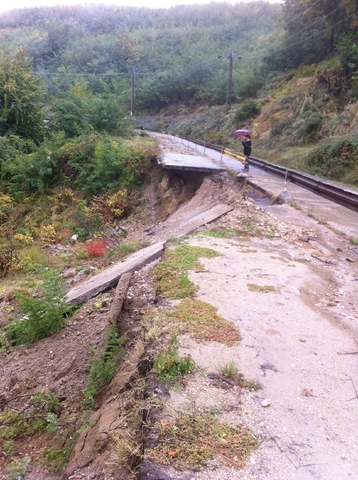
left=204, top=143, right=206, bottom=154
left=220, top=147, right=223, bottom=162
left=284, top=169, right=288, bottom=192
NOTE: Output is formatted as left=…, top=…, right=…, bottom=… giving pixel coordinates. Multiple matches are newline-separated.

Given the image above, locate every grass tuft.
left=152, top=245, right=220, bottom=299
left=153, top=332, right=196, bottom=381
left=247, top=283, right=276, bottom=293
left=147, top=407, right=257, bottom=471
left=169, top=298, right=241, bottom=346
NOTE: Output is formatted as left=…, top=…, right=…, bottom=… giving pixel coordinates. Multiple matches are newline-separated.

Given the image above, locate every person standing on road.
left=241, top=135, right=251, bottom=172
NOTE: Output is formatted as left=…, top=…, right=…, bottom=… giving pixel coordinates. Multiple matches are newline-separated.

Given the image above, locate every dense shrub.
left=51, top=84, right=126, bottom=137
left=6, top=269, right=71, bottom=345
left=0, top=137, right=58, bottom=197
left=72, top=136, right=154, bottom=196
left=72, top=200, right=106, bottom=240
left=306, top=136, right=358, bottom=180
left=234, top=100, right=260, bottom=122
left=296, top=111, right=322, bottom=140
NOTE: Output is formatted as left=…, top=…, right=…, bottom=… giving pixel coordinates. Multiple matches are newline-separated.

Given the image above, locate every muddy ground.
left=1, top=137, right=358, bottom=479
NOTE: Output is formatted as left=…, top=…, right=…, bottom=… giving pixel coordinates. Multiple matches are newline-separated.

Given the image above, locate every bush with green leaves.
left=51, top=81, right=126, bottom=138
left=234, top=99, right=260, bottom=122
left=2, top=144, right=58, bottom=196
left=72, top=199, right=107, bottom=240
left=73, top=136, right=154, bottom=196
left=0, top=48, right=45, bottom=142
left=83, top=328, right=125, bottom=409
left=6, top=269, right=71, bottom=345
left=306, top=136, right=358, bottom=181
left=0, top=391, right=60, bottom=443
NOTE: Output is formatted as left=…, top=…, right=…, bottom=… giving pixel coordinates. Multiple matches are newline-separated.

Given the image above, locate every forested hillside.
left=0, top=2, right=280, bottom=108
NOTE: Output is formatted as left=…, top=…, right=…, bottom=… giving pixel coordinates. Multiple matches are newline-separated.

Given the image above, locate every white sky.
left=0, top=0, right=282, bottom=15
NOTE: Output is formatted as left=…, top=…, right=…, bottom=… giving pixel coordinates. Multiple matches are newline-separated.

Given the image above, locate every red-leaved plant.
left=85, top=239, right=108, bottom=257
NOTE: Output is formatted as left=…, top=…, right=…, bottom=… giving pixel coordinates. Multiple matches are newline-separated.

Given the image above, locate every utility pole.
left=131, top=68, right=135, bottom=116
left=219, top=52, right=242, bottom=114
left=226, top=51, right=233, bottom=115
left=129, top=69, right=154, bottom=116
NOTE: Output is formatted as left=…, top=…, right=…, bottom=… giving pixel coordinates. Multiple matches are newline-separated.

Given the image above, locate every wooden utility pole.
left=131, top=68, right=135, bottom=116
left=129, top=69, right=154, bottom=116
left=224, top=52, right=242, bottom=114
left=226, top=51, right=233, bottom=115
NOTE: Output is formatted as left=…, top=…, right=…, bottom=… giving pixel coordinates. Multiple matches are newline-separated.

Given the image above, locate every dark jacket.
left=242, top=138, right=252, bottom=157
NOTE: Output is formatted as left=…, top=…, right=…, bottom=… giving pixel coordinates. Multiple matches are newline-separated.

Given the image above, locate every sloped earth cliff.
left=1, top=137, right=358, bottom=480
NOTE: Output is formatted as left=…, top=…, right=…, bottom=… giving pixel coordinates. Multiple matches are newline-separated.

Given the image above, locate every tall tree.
left=276, top=0, right=358, bottom=68
left=0, top=48, right=45, bottom=142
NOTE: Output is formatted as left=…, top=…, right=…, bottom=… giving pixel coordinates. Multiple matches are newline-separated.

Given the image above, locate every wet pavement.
left=153, top=132, right=358, bottom=239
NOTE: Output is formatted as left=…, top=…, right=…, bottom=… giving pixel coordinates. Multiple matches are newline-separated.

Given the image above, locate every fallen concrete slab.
left=168, top=203, right=234, bottom=237
left=158, top=153, right=225, bottom=173
left=147, top=203, right=234, bottom=241
left=66, top=242, right=165, bottom=305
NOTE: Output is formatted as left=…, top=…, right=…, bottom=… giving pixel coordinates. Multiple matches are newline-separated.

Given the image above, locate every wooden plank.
left=96, top=272, right=132, bottom=351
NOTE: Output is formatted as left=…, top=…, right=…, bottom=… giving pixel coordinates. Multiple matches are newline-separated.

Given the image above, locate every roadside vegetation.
left=143, top=240, right=259, bottom=473
left=147, top=407, right=258, bottom=471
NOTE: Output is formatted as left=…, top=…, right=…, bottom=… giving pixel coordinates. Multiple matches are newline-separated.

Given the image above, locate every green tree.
left=273, top=0, right=357, bottom=70
left=51, top=82, right=126, bottom=137
left=0, top=48, right=45, bottom=142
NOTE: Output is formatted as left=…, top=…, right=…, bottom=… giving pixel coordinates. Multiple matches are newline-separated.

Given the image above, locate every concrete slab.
left=66, top=241, right=165, bottom=305
left=147, top=203, right=234, bottom=240
left=158, top=153, right=226, bottom=172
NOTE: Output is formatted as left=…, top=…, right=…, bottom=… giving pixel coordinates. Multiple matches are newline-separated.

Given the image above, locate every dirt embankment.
left=1, top=137, right=358, bottom=480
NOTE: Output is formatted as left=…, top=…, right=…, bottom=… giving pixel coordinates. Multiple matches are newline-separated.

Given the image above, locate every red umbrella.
left=234, top=129, right=251, bottom=137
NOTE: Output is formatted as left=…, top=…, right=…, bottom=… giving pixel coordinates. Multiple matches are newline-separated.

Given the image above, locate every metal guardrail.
left=248, top=157, right=358, bottom=213
left=149, top=130, right=358, bottom=213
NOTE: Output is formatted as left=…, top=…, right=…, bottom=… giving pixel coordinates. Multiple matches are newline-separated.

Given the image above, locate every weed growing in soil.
left=112, top=240, right=141, bottom=258
left=0, top=330, right=10, bottom=352
left=5, top=455, right=31, bottom=480
left=200, top=228, right=235, bottom=238
left=152, top=245, right=220, bottom=299
left=289, top=201, right=301, bottom=210
left=247, top=283, right=276, bottom=293
left=167, top=233, right=189, bottom=246
left=168, top=298, right=241, bottom=346
left=219, top=361, right=239, bottom=379
left=0, top=391, right=61, bottom=442
left=349, top=236, right=358, bottom=245
left=6, top=269, right=71, bottom=345
left=83, top=327, right=125, bottom=408
left=153, top=332, right=196, bottom=381
left=147, top=407, right=257, bottom=471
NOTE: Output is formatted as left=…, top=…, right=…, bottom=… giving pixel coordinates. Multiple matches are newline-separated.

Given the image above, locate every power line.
left=242, top=6, right=357, bottom=61
left=278, top=0, right=354, bottom=45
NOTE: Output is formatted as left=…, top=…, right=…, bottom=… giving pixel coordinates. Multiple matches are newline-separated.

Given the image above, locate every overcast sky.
left=0, top=0, right=282, bottom=15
